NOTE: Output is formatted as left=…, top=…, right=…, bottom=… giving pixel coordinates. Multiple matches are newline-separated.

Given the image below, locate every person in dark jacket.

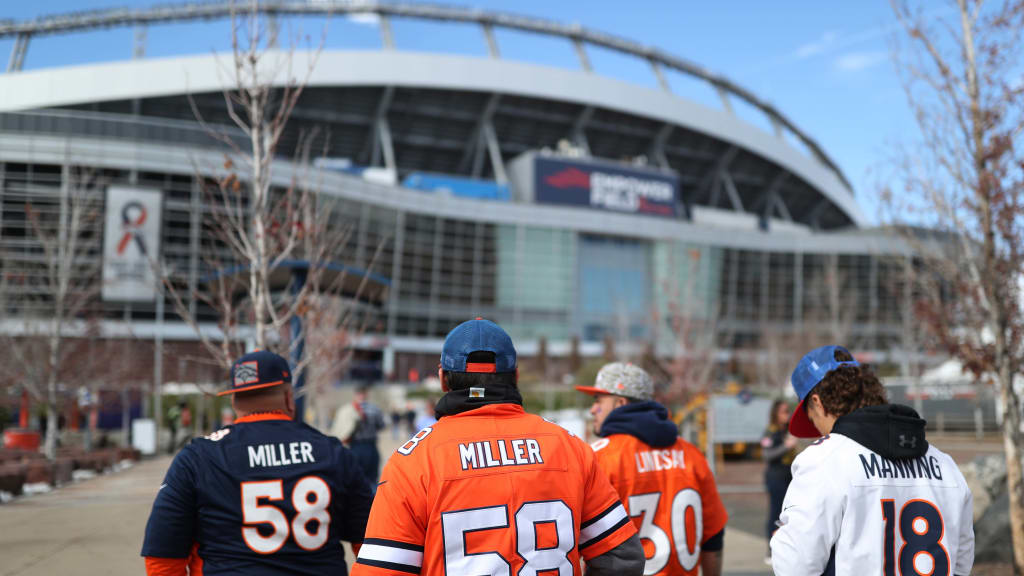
left=760, top=399, right=797, bottom=564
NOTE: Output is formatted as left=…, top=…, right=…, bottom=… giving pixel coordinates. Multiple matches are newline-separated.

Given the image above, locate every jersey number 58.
left=241, top=477, right=331, bottom=554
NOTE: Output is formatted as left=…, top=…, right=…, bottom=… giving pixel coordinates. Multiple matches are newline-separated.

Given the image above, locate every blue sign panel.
left=534, top=156, right=679, bottom=218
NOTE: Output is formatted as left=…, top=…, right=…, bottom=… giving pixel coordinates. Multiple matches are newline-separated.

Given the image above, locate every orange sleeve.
left=578, top=438, right=637, bottom=560
left=144, top=557, right=189, bottom=576
left=591, top=439, right=628, bottom=505
left=352, top=453, right=427, bottom=576
left=694, top=447, right=729, bottom=542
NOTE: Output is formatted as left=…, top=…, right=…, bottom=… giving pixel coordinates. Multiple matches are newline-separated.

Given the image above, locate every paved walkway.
left=0, top=457, right=168, bottom=576
left=0, top=449, right=772, bottom=576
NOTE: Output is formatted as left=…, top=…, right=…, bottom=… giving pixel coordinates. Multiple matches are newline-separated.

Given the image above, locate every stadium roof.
left=0, top=0, right=866, bottom=229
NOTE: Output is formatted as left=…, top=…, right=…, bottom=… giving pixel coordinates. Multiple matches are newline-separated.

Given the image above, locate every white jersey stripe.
left=580, top=503, right=628, bottom=544
left=358, top=543, right=424, bottom=568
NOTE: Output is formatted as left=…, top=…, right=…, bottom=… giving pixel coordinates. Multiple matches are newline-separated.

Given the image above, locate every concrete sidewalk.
left=0, top=456, right=168, bottom=576
left=0, top=448, right=773, bottom=576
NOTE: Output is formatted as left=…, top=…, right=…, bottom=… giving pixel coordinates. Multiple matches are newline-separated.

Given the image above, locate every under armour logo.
left=898, top=434, right=917, bottom=449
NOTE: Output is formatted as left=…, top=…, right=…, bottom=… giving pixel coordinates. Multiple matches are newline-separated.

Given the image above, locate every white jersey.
left=770, top=433, right=974, bottom=576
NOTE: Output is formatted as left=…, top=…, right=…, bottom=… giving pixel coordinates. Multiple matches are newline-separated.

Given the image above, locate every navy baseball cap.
left=789, top=345, right=860, bottom=437
left=441, top=318, right=517, bottom=373
left=219, top=350, right=292, bottom=396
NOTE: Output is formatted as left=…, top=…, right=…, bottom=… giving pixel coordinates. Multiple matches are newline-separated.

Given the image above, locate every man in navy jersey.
left=141, top=350, right=373, bottom=575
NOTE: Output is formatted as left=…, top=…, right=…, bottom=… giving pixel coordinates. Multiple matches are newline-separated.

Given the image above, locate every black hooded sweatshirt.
left=831, top=403, right=929, bottom=460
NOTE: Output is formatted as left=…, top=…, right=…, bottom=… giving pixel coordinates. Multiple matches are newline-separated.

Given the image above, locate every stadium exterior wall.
left=0, top=51, right=866, bottom=228
left=0, top=125, right=919, bottom=384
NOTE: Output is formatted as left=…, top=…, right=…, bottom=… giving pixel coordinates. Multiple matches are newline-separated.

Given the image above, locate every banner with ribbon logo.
left=102, top=187, right=163, bottom=302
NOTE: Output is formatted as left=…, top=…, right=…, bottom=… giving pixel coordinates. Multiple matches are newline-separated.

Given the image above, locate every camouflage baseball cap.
left=575, top=362, right=654, bottom=401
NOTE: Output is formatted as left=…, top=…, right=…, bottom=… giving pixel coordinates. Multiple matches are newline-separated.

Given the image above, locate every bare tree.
left=888, top=0, right=1024, bottom=569
left=160, top=3, right=386, bottom=426
left=0, top=165, right=102, bottom=459
left=650, top=246, right=723, bottom=404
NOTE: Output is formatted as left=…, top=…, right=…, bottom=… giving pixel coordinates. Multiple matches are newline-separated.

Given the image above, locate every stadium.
left=0, top=1, right=920, bottom=393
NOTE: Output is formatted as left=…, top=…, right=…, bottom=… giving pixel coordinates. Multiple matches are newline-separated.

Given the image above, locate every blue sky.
left=2, top=1, right=922, bottom=223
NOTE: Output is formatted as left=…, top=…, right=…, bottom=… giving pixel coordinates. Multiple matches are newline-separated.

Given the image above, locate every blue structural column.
left=290, top=267, right=308, bottom=421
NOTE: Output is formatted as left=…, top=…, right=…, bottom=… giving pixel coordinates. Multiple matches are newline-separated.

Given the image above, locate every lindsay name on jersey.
left=859, top=452, right=944, bottom=481
left=247, top=442, right=315, bottom=468
left=459, top=438, right=544, bottom=470
left=636, top=448, right=687, bottom=474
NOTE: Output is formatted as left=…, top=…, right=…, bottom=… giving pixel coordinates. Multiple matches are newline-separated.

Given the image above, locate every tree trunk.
left=44, top=371, right=58, bottom=460
left=999, top=367, right=1024, bottom=573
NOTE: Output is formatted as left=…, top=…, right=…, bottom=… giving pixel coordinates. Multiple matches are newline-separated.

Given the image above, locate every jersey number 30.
left=881, top=499, right=950, bottom=576
left=629, top=489, right=703, bottom=574
left=241, top=477, right=331, bottom=554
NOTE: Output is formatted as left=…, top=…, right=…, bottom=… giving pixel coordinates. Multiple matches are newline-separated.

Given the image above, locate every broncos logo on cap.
left=234, top=361, right=259, bottom=387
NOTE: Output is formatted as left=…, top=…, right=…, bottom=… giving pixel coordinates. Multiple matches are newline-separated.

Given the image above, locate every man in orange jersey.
left=576, top=363, right=727, bottom=576
left=352, top=318, right=644, bottom=576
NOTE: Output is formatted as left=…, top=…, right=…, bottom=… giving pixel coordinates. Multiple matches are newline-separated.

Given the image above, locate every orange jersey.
left=591, top=434, right=728, bottom=576
left=353, top=403, right=637, bottom=576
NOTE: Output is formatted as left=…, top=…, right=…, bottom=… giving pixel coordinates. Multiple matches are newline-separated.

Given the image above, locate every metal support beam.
left=697, top=146, right=738, bottom=203
left=457, top=93, right=501, bottom=174
left=386, top=211, right=406, bottom=337
left=188, top=176, right=200, bottom=319
left=364, top=86, right=395, bottom=167
left=482, top=121, right=507, bottom=184
left=471, top=222, right=484, bottom=310
left=482, top=23, right=500, bottom=58
left=267, top=15, right=279, bottom=49
left=355, top=203, right=370, bottom=269
left=868, top=254, right=879, bottom=335
left=793, top=252, right=804, bottom=326
left=377, top=117, right=397, bottom=173
left=771, top=193, right=793, bottom=222
left=426, top=216, right=444, bottom=336
left=760, top=252, right=770, bottom=324
left=649, top=58, right=670, bottom=92
left=471, top=130, right=488, bottom=178
left=571, top=106, right=594, bottom=155
left=133, top=25, right=147, bottom=59
left=7, top=33, right=30, bottom=72
left=572, top=38, right=592, bottom=72
left=719, top=170, right=744, bottom=213
left=379, top=15, right=395, bottom=49
left=715, top=86, right=734, bottom=116
left=807, top=199, right=830, bottom=230
left=650, top=124, right=673, bottom=169
left=753, top=171, right=791, bottom=222
left=769, top=114, right=784, bottom=139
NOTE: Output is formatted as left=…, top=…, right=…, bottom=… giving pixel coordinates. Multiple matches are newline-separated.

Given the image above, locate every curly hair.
left=809, top=348, right=887, bottom=417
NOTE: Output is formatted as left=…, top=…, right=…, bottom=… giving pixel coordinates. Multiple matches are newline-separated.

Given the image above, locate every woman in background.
left=761, top=399, right=798, bottom=565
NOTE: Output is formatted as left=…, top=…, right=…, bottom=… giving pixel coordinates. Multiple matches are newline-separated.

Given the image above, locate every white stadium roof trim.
left=0, top=50, right=867, bottom=227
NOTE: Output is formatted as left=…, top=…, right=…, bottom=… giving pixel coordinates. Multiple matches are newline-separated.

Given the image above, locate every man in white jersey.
left=771, top=345, right=974, bottom=576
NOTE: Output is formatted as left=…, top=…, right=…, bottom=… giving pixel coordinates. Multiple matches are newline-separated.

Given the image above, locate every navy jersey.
left=142, top=412, right=373, bottom=575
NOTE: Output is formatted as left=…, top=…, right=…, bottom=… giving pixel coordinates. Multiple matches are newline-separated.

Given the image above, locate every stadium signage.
left=102, top=187, right=163, bottom=302
left=534, top=157, right=679, bottom=217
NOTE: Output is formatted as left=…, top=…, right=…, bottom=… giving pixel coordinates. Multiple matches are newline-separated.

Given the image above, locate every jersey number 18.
left=881, top=499, right=950, bottom=576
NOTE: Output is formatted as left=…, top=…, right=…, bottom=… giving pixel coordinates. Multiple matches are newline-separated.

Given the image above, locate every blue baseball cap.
left=219, top=350, right=292, bottom=396
left=789, top=345, right=860, bottom=437
left=441, top=318, right=517, bottom=373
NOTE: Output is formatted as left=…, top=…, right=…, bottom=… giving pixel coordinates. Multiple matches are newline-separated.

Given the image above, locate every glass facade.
left=0, top=156, right=917, bottom=356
